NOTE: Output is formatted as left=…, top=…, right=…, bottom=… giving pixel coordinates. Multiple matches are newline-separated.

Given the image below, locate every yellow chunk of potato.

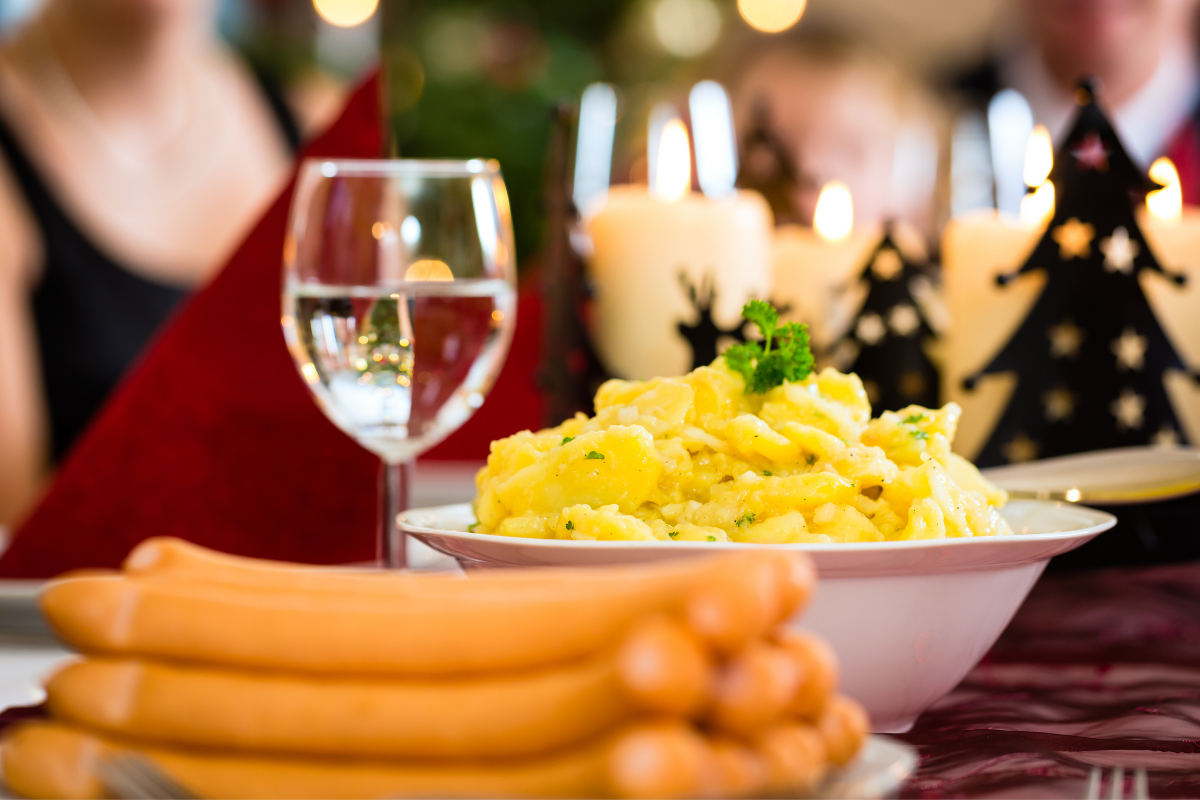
left=736, top=510, right=829, bottom=543
left=727, top=415, right=801, bottom=463
left=558, top=505, right=656, bottom=541
left=491, top=426, right=663, bottom=520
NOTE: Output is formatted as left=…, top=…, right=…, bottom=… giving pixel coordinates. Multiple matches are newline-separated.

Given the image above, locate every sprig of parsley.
left=584, top=451, right=605, bottom=460
left=723, top=301, right=814, bottom=394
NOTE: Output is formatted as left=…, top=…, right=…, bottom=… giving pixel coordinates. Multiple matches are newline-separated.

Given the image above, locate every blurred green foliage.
left=383, top=1, right=634, bottom=271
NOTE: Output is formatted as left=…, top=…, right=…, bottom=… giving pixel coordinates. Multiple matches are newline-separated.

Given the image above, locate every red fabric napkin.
left=0, top=74, right=389, bottom=577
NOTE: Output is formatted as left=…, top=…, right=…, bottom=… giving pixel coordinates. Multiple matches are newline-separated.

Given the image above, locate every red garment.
left=422, top=277, right=543, bottom=461
left=0, top=73, right=542, bottom=577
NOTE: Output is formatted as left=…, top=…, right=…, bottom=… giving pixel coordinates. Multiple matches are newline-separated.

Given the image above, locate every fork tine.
left=99, top=752, right=200, bottom=800
left=125, top=753, right=199, bottom=800
left=1133, top=767, right=1149, bottom=800
left=1085, top=766, right=1102, bottom=800
left=99, top=754, right=162, bottom=800
left=96, top=755, right=149, bottom=800
left=1108, top=766, right=1125, bottom=800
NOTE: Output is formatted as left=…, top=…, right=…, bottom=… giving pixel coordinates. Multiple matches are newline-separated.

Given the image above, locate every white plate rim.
left=398, top=500, right=1116, bottom=553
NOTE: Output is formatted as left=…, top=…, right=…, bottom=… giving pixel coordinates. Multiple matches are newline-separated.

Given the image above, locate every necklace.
left=27, top=18, right=236, bottom=199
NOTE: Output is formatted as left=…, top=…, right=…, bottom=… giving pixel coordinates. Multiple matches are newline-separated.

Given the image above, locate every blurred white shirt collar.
left=1001, top=43, right=1200, bottom=168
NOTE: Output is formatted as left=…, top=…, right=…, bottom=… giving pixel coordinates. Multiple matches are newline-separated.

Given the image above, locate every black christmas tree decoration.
left=965, top=78, right=1196, bottom=466
left=828, top=223, right=941, bottom=412
left=677, top=273, right=749, bottom=371
left=737, top=101, right=803, bottom=227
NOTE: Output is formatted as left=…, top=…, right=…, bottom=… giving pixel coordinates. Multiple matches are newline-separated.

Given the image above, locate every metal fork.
left=1084, top=766, right=1149, bottom=800
left=96, top=752, right=201, bottom=800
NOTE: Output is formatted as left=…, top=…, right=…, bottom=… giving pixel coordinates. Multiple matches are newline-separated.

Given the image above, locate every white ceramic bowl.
left=398, top=500, right=1114, bottom=733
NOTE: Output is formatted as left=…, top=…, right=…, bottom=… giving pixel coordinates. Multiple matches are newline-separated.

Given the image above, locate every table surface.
left=898, top=561, right=1200, bottom=798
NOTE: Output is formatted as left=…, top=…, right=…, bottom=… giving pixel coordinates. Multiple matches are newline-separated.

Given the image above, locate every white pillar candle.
left=586, top=121, right=773, bottom=379
left=772, top=222, right=877, bottom=350
left=941, top=211, right=1044, bottom=458
left=1138, top=165, right=1200, bottom=442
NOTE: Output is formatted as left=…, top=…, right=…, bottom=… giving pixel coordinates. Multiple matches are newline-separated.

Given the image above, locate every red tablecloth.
left=899, top=561, right=1200, bottom=798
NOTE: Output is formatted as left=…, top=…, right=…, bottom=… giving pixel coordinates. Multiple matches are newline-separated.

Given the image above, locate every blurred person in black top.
left=0, top=0, right=301, bottom=526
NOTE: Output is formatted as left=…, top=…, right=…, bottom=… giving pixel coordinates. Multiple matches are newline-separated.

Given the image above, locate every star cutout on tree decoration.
left=1002, top=432, right=1039, bottom=463
left=899, top=371, right=928, bottom=399
left=830, top=339, right=859, bottom=370
left=1043, top=386, right=1075, bottom=422
left=1111, top=388, right=1146, bottom=430
left=1111, top=327, right=1147, bottom=371
left=1072, top=132, right=1109, bottom=171
left=888, top=304, right=921, bottom=336
left=1100, top=226, right=1139, bottom=273
left=1048, top=319, right=1085, bottom=358
left=871, top=248, right=903, bottom=280
left=856, top=312, right=886, bottom=345
left=1152, top=426, right=1180, bottom=447
left=1052, top=218, right=1095, bottom=259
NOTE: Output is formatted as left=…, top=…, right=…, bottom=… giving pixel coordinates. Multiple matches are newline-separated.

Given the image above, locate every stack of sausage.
left=2, top=538, right=867, bottom=799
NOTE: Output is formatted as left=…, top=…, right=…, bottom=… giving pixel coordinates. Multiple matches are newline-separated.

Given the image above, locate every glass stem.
left=379, top=459, right=413, bottom=569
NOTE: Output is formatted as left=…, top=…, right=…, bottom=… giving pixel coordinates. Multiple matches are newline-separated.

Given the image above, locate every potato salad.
left=473, top=302, right=1013, bottom=544
left=473, top=362, right=1013, bottom=544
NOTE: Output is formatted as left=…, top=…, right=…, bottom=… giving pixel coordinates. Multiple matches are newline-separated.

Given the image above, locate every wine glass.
left=282, top=159, right=517, bottom=567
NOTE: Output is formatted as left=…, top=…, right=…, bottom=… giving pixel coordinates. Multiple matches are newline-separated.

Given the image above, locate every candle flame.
left=653, top=119, right=692, bottom=202
left=813, top=181, right=853, bottom=241
left=1147, top=157, right=1182, bottom=223
left=1023, top=125, right=1053, bottom=187
left=1019, top=180, right=1055, bottom=227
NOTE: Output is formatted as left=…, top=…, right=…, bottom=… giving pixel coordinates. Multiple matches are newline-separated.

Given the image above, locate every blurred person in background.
left=0, top=0, right=301, bottom=525
left=960, top=0, right=1200, bottom=184
left=728, top=35, right=941, bottom=234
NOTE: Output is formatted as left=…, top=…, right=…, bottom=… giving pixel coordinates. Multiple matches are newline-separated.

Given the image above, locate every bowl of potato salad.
left=401, top=304, right=1115, bottom=732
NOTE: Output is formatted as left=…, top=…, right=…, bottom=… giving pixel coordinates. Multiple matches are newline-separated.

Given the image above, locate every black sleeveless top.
left=0, top=71, right=300, bottom=463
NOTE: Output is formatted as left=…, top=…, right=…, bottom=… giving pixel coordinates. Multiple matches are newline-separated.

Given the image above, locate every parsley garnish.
left=806, top=454, right=818, bottom=466
left=565, top=520, right=575, bottom=530
left=668, top=530, right=679, bottom=539
left=467, top=522, right=479, bottom=533
left=902, top=414, right=924, bottom=425
left=561, top=436, right=575, bottom=445
left=723, top=301, right=814, bottom=393
left=584, top=451, right=605, bottom=460
left=910, top=429, right=931, bottom=441
left=706, top=535, right=717, bottom=541
left=763, top=470, right=773, bottom=476
left=736, top=512, right=756, bottom=527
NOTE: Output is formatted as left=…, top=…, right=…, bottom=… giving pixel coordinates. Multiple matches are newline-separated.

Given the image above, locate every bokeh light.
left=313, top=0, right=379, bottom=28
left=653, top=0, right=722, bottom=58
left=737, top=0, right=806, bottom=33
left=405, top=259, right=454, bottom=281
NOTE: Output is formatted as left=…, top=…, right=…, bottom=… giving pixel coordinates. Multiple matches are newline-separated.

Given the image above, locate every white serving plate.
left=400, top=499, right=1115, bottom=733
left=0, top=735, right=916, bottom=800
left=982, top=445, right=1200, bottom=504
